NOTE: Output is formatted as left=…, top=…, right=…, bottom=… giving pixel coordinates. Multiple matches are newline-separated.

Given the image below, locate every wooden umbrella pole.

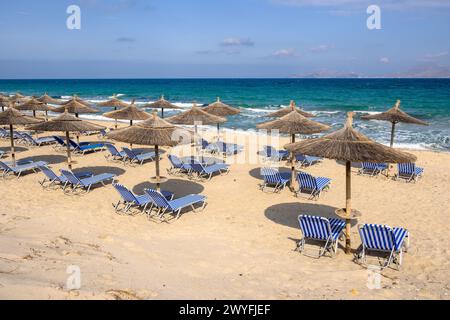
left=345, top=161, right=352, bottom=254
left=9, top=124, right=16, bottom=167
left=65, top=131, right=72, bottom=170
left=290, top=134, right=296, bottom=192
left=114, top=107, right=118, bottom=129
left=130, top=120, right=133, bottom=149
left=217, top=123, right=220, bottom=140
left=155, top=145, right=160, bottom=191
left=161, top=108, right=164, bottom=118
left=390, top=122, right=396, bottom=148
left=45, top=110, right=48, bottom=121
left=75, top=113, right=80, bottom=144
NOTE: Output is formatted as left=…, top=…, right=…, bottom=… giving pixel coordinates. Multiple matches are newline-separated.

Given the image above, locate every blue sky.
left=0, top=0, right=449, bottom=78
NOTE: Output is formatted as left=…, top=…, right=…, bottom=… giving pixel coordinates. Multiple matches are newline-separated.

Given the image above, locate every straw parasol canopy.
left=103, top=99, right=150, bottom=124
left=37, top=93, right=63, bottom=105
left=361, top=100, right=428, bottom=147
left=203, top=97, right=240, bottom=136
left=103, top=100, right=151, bottom=147
left=26, top=111, right=105, bottom=169
left=16, top=97, right=55, bottom=117
left=0, top=106, right=42, bottom=166
left=166, top=103, right=226, bottom=133
left=107, top=111, right=191, bottom=191
left=8, top=93, right=28, bottom=106
left=54, top=97, right=98, bottom=114
left=285, top=112, right=416, bottom=254
left=265, top=100, right=314, bottom=118
left=142, top=95, right=182, bottom=118
left=97, top=95, right=131, bottom=129
left=257, top=111, right=330, bottom=189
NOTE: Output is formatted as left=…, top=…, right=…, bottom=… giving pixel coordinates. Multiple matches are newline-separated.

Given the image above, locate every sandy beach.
left=0, top=119, right=449, bottom=300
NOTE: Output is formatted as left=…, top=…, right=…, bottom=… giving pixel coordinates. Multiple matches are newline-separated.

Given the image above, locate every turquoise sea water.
left=1, top=79, right=449, bottom=151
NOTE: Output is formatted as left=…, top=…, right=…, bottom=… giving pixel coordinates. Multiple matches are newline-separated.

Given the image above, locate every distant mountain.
left=292, top=70, right=361, bottom=78
left=383, top=64, right=450, bottom=78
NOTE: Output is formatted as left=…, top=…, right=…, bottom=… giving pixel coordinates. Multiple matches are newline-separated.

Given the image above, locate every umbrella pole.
left=9, top=124, right=16, bottom=167
left=155, top=145, right=161, bottom=192
left=217, top=123, right=220, bottom=140
left=75, top=113, right=80, bottom=144
left=161, top=108, right=164, bottom=118
left=130, top=120, right=133, bottom=149
left=65, top=131, right=72, bottom=170
left=290, top=134, right=296, bottom=192
left=45, top=110, right=48, bottom=121
left=345, top=161, right=352, bottom=254
left=390, top=122, right=396, bottom=148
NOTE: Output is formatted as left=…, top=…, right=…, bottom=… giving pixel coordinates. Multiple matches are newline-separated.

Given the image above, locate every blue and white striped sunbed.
left=60, top=169, right=116, bottom=194
left=358, top=162, right=388, bottom=177
left=260, top=145, right=289, bottom=162
left=295, top=154, right=322, bottom=167
left=69, top=139, right=105, bottom=155
left=38, top=165, right=92, bottom=189
left=0, top=160, right=48, bottom=178
left=395, top=163, right=424, bottom=183
left=144, top=188, right=207, bottom=220
left=19, top=132, right=56, bottom=147
left=296, top=171, right=331, bottom=200
left=189, top=161, right=229, bottom=180
left=259, top=167, right=291, bottom=193
left=167, top=154, right=191, bottom=176
left=112, top=183, right=173, bottom=214
left=297, top=215, right=346, bottom=258
left=104, top=144, right=127, bottom=162
left=358, top=223, right=410, bottom=270
left=122, top=147, right=156, bottom=165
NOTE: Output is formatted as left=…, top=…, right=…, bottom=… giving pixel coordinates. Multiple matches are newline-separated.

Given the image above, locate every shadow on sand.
left=132, top=178, right=204, bottom=197
left=73, top=166, right=126, bottom=177
left=264, top=202, right=357, bottom=230
left=20, top=154, right=67, bottom=165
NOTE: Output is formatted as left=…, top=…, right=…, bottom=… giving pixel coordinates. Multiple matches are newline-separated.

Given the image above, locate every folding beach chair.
left=0, top=160, right=48, bottom=178
left=167, top=154, right=191, bottom=176
left=189, top=161, right=229, bottom=180
left=122, top=147, right=156, bottom=165
left=20, top=132, right=56, bottom=147
left=358, top=162, right=388, bottom=177
left=296, top=171, right=331, bottom=200
left=297, top=214, right=346, bottom=258
left=395, top=163, right=424, bottom=183
left=357, top=223, right=410, bottom=270
left=38, top=165, right=92, bottom=189
left=260, top=145, right=289, bottom=162
left=259, top=167, right=291, bottom=193
left=295, top=154, right=322, bottom=168
left=60, top=169, right=116, bottom=194
left=104, top=144, right=127, bottom=162
left=144, top=188, right=207, bottom=220
left=112, top=182, right=173, bottom=214
left=68, top=139, right=105, bottom=155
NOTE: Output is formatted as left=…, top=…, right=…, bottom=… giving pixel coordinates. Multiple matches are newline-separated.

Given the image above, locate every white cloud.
left=425, top=51, right=448, bottom=59
left=221, top=37, right=255, bottom=47
left=271, top=48, right=297, bottom=57
left=309, top=44, right=333, bottom=53
left=379, top=57, right=390, bottom=63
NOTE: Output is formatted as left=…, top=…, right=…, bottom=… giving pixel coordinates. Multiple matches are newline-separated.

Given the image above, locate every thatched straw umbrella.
left=97, top=95, right=131, bottom=129
left=166, top=103, right=226, bottom=153
left=37, top=93, right=62, bottom=105
left=26, top=110, right=105, bottom=169
left=8, top=93, right=28, bottom=107
left=103, top=100, right=151, bottom=148
left=361, top=100, right=428, bottom=147
left=16, top=97, right=54, bottom=118
left=107, top=112, right=190, bottom=191
left=203, top=97, right=240, bottom=136
left=285, top=112, right=416, bottom=254
left=0, top=106, right=41, bottom=166
left=53, top=97, right=99, bottom=143
left=60, top=95, right=91, bottom=107
left=142, top=95, right=182, bottom=118
left=257, top=111, right=330, bottom=189
left=265, top=100, right=314, bottom=118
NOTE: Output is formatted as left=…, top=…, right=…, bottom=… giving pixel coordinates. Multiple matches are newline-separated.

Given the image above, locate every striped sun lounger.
left=296, top=171, right=331, bottom=200
left=358, top=223, right=410, bottom=270
left=395, top=163, right=424, bottom=183
left=38, top=165, right=92, bottom=190
left=60, top=169, right=116, bottom=194
left=358, top=162, right=388, bottom=177
left=122, top=147, right=156, bottom=165
left=0, top=160, right=48, bottom=178
left=112, top=183, right=173, bottom=214
left=144, top=188, right=207, bottom=220
left=295, top=154, right=322, bottom=167
left=189, top=162, right=229, bottom=180
left=167, top=154, right=191, bottom=176
left=259, top=167, right=291, bottom=193
left=297, top=215, right=346, bottom=258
